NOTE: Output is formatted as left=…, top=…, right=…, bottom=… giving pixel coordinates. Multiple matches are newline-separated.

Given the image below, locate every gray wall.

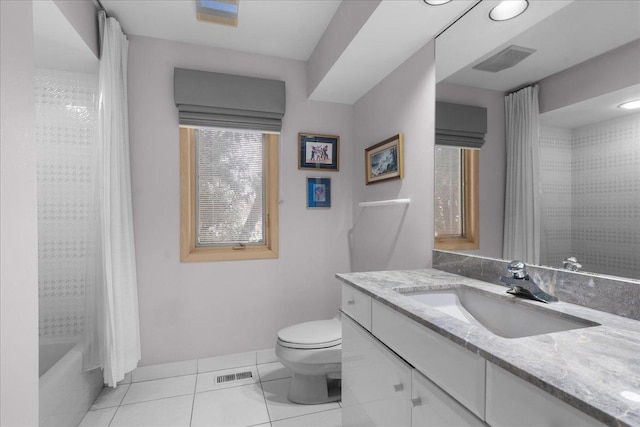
left=53, top=0, right=100, bottom=58
left=539, top=40, right=640, bottom=114
left=0, top=1, right=39, bottom=425
left=127, top=36, right=355, bottom=365
left=350, top=40, right=436, bottom=271
left=436, top=82, right=506, bottom=259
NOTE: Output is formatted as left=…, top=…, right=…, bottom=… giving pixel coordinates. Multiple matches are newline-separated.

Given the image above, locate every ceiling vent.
left=472, top=45, right=536, bottom=73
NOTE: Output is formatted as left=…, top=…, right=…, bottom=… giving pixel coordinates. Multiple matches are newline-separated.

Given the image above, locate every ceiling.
left=100, top=0, right=478, bottom=104
left=36, top=0, right=640, bottom=116
left=437, top=0, right=640, bottom=129
left=100, top=0, right=342, bottom=61
left=439, top=0, right=640, bottom=92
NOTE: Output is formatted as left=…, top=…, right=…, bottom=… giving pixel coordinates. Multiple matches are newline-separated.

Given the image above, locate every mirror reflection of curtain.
left=503, top=85, right=540, bottom=265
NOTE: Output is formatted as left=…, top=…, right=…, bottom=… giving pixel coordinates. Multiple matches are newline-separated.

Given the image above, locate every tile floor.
left=79, top=349, right=341, bottom=427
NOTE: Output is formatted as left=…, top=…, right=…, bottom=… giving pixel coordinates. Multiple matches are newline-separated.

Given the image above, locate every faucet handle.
left=507, top=260, right=527, bottom=279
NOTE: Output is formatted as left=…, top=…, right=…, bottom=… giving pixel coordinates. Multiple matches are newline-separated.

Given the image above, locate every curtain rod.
left=95, top=0, right=108, bottom=16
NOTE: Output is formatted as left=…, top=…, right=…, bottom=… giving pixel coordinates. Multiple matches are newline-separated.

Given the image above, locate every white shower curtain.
left=503, top=85, right=541, bottom=265
left=87, top=10, right=141, bottom=387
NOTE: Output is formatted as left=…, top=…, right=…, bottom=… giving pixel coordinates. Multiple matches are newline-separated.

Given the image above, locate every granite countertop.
left=336, top=268, right=640, bottom=427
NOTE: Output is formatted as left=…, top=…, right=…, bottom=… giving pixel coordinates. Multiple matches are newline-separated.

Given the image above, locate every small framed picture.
left=365, top=133, right=404, bottom=185
left=307, top=177, right=331, bottom=209
left=299, top=133, right=339, bottom=171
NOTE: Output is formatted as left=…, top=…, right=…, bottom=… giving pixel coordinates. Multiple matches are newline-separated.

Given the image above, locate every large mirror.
left=435, top=0, right=640, bottom=281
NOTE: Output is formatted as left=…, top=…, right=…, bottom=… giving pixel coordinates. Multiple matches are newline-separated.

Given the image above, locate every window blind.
left=174, top=68, right=286, bottom=132
left=434, top=146, right=463, bottom=237
left=436, top=102, right=487, bottom=149
left=194, top=128, right=265, bottom=246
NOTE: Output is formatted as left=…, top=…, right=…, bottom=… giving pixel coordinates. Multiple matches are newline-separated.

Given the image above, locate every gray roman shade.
left=436, top=102, right=487, bottom=149
left=174, top=68, right=286, bottom=132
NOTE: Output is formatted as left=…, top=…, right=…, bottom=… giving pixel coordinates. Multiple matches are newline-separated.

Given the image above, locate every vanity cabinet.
left=342, top=315, right=411, bottom=426
left=486, top=362, right=605, bottom=427
left=341, top=283, right=372, bottom=331
left=343, top=312, right=485, bottom=427
left=412, top=370, right=486, bottom=427
left=341, top=283, right=608, bottom=427
left=372, top=299, right=486, bottom=419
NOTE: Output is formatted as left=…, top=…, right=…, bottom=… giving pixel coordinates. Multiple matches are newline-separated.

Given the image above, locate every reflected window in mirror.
left=434, top=147, right=479, bottom=250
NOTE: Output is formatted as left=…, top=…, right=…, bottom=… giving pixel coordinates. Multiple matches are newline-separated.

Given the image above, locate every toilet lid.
left=277, top=318, right=341, bottom=349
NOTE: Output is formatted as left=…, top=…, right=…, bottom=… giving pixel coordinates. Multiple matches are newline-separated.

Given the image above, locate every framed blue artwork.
left=307, top=177, right=331, bottom=209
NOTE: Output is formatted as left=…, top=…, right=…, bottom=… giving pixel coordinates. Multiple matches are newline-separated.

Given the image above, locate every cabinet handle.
left=347, top=300, right=355, bottom=305
left=411, top=397, right=423, bottom=407
left=393, top=383, right=404, bottom=392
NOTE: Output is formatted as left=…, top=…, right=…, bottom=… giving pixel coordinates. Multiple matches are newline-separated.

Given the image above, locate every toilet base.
left=287, top=372, right=341, bottom=404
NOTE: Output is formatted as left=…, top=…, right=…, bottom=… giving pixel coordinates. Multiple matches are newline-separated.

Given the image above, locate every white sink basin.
left=401, top=287, right=599, bottom=339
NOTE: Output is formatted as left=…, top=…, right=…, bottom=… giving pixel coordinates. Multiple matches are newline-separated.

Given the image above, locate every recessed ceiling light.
left=618, top=99, right=640, bottom=110
left=489, top=0, right=529, bottom=21
left=423, top=0, right=452, bottom=5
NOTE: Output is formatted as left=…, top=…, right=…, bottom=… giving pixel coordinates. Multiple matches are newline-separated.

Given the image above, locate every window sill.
left=435, top=236, right=479, bottom=251
left=180, top=245, right=278, bottom=262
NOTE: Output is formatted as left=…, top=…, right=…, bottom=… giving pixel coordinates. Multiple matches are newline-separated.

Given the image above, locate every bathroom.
left=1, top=0, right=639, bottom=426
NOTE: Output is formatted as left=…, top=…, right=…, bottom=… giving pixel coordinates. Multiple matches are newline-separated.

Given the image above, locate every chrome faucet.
left=562, top=256, right=582, bottom=272
left=500, top=260, right=558, bottom=303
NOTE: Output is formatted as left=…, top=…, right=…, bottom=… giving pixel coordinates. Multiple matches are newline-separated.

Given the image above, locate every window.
left=434, top=147, right=479, bottom=250
left=180, top=126, right=279, bottom=262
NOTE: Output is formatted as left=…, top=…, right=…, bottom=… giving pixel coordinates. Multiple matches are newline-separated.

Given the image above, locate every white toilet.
left=275, top=314, right=342, bottom=404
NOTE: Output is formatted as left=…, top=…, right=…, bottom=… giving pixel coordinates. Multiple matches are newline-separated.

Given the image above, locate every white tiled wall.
left=540, top=112, right=640, bottom=278
left=539, top=126, right=573, bottom=267
left=35, top=68, right=97, bottom=338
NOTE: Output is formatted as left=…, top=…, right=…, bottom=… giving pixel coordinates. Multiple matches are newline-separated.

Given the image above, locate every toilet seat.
left=277, top=318, right=341, bottom=349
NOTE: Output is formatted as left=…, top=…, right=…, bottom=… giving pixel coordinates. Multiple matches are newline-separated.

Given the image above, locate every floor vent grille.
left=216, top=371, right=253, bottom=384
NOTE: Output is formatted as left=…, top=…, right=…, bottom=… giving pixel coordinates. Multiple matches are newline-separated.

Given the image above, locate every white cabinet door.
left=342, top=315, right=412, bottom=427
left=412, top=369, right=486, bottom=427
left=341, top=284, right=372, bottom=331
left=486, top=362, right=606, bottom=427
left=372, top=299, right=486, bottom=419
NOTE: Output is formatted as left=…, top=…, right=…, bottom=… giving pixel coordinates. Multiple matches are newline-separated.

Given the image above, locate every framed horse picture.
left=298, top=133, right=339, bottom=171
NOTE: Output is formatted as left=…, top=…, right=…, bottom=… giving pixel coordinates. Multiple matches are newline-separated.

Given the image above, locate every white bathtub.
left=40, top=339, right=103, bottom=427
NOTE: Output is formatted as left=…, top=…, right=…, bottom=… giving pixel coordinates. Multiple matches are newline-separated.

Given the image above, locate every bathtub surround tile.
left=78, top=407, right=117, bottom=427
left=195, top=366, right=259, bottom=393
left=256, top=348, right=278, bottom=364
left=271, top=408, right=342, bottom=427
left=262, top=377, right=340, bottom=421
left=121, top=374, right=196, bottom=405
left=198, top=350, right=256, bottom=373
left=257, top=361, right=291, bottom=383
left=131, top=359, right=197, bottom=383
left=109, top=395, right=194, bottom=427
left=190, top=384, right=270, bottom=427
left=91, top=384, right=130, bottom=410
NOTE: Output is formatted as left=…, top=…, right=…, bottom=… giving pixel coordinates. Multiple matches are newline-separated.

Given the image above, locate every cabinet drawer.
left=412, top=370, right=485, bottom=427
left=486, top=362, right=605, bottom=427
left=343, top=315, right=411, bottom=427
left=342, top=283, right=372, bottom=331
left=372, top=300, right=486, bottom=419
